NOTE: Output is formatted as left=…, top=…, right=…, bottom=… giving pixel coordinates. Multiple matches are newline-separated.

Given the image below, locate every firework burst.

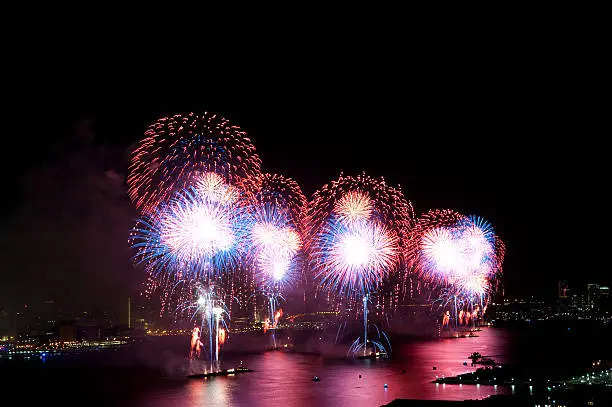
left=410, top=210, right=505, bottom=327
left=247, top=173, right=307, bottom=230
left=128, top=112, right=262, bottom=214
left=195, top=172, right=241, bottom=204
left=423, top=213, right=502, bottom=293
left=307, top=173, right=409, bottom=357
left=313, top=218, right=399, bottom=300
left=247, top=204, right=302, bottom=288
left=307, top=172, right=414, bottom=249
left=130, top=185, right=247, bottom=281
left=307, top=173, right=412, bottom=302
left=242, top=173, right=306, bottom=289
left=129, top=174, right=252, bottom=318
left=334, top=190, right=372, bottom=224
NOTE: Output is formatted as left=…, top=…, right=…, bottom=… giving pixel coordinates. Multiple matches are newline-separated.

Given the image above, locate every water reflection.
left=139, top=327, right=511, bottom=406
left=185, top=376, right=230, bottom=405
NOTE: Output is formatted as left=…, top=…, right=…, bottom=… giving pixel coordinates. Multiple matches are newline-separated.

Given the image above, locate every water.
left=2, top=323, right=610, bottom=406
left=140, top=328, right=509, bottom=406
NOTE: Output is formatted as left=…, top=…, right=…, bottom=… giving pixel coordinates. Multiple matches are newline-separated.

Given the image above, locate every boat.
left=188, top=364, right=253, bottom=379
left=355, top=351, right=387, bottom=360
left=449, top=332, right=479, bottom=339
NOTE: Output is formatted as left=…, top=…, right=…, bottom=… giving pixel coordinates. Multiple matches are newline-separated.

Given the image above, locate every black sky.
left=1, top=31, right=607, bottom=315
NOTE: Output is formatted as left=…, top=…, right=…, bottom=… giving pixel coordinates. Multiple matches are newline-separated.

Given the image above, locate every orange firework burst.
left=334, top=190, right=372, bottom=224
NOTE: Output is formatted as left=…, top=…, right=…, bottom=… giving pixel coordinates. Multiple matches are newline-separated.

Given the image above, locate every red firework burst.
left=127, top=112, right=262, bottom=214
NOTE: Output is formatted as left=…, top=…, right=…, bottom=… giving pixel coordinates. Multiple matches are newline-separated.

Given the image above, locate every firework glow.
left=314, top=218, right=399, bottom=300
left=126, top=112, right=506, bottom=364
left=130, top=177, right=248, bottom=284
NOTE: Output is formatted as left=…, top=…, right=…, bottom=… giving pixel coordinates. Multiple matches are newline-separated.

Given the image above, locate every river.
left=1, top=322, right=609, bottom=406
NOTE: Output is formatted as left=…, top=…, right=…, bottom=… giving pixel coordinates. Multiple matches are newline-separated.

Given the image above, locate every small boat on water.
left=450, top=332, right=479, bottom=339
left=355, top=351, right=387, bottom=360
left=188, top=363, right=253, bottom=379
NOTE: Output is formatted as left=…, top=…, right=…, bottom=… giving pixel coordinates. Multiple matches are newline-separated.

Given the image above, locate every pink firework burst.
left=248, top=204, right=302, bottom=287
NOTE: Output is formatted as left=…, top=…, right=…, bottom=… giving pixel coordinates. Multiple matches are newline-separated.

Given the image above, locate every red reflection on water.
left=141, top=327, right=511, bottom=407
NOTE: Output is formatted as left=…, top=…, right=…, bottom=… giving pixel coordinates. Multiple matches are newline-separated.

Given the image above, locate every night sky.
left=1, top=41, right=606, bottom=317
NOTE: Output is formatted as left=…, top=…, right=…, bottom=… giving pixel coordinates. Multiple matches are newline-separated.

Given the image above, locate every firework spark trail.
left=314, top=219, right=398, bottom=357
left=180, top=281, right=229, bottom=371
left=244, top=174, right=306, bottom=347
left=128, top=112, right=262, bottom=214
left=442, top=311, right=450, bottom=327
left=248, top=173, right=307, bottom=230
left=247, top=206, right=300, bottom=348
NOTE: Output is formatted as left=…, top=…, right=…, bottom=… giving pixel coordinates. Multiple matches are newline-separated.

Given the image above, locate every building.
left=587, top=283, right=610, bottom=312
